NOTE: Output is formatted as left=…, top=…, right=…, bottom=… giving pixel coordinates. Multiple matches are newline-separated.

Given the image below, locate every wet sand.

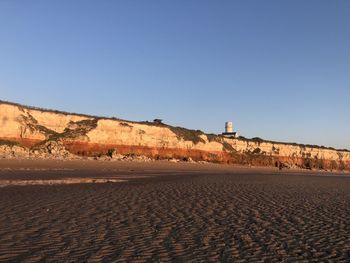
left=0, top=160, right=349, bottom=262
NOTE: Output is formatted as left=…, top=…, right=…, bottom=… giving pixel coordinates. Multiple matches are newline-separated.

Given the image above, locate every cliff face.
left=1, top=101, right=350, bottom=171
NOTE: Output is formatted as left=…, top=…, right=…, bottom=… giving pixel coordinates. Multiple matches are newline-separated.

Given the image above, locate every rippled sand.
left=0, top=160, right=349, bottom=262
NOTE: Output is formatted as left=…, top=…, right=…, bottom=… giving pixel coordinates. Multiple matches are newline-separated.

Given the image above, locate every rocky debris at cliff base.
left=122, top=155, right=153, bottom=162
left=182, top=157, right=195, bottom=163
left=168, top=157, right=208, bottom=164
left=111, top=153, right=125, bottom=160
left=0, top=141, right=77, bottom=160
left=96, top=152, right=154, bottom=162
left=107, top=153, right=199, bottom=164
left=277, top=162, right=292, bottom=170
left=0, top=145, right=29, bottom=159
left=98, top=151, right=201, bottom=163
left=30, top=141, right=77, bottom=159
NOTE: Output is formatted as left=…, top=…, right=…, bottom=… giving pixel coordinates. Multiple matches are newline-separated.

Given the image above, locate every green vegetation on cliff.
left=0, top=139, right=19, bottom=147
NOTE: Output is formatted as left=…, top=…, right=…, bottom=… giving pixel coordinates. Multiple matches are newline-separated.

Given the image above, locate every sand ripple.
left=0, top=171, right=350, bottom=261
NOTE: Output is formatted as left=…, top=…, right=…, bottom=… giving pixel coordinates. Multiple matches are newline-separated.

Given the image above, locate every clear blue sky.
left=1, top=1, right=349, bottom=149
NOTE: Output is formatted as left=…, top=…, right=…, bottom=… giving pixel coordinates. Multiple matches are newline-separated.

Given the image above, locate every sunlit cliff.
left=1, top=101, right=349, bottom=171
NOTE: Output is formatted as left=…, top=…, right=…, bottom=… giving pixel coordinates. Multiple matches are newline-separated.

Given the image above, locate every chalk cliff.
left=1, top=101, right=349, bottom=171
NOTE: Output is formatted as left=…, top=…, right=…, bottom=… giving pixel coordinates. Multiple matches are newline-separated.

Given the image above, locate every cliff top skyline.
left=1, top=1, right=349, bottom=149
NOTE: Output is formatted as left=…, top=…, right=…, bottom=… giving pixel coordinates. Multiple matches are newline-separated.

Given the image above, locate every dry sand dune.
left=0, top=160, right=349, bottom=262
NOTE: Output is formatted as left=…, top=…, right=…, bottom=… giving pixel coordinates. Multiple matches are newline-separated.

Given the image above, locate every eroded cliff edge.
left=1, top=101, right=349, bottom=171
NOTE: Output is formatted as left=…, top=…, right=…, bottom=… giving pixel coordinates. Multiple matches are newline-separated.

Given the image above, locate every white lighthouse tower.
left=222, top=121, right=238, bottom=137
left=225, top=121, right=233, bottom=133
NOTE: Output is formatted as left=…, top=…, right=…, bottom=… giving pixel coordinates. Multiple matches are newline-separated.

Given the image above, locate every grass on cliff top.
left=139, top=121, right=207, bottom=144
left=0, top=100, right=125, bottom=122
left=1, top=100, right=169, bottom=127
left=237, top=136, right=350, bottom=152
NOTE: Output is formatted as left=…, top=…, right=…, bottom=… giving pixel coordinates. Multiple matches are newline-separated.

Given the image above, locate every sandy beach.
left=0, top=160, right=349, bottom=262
